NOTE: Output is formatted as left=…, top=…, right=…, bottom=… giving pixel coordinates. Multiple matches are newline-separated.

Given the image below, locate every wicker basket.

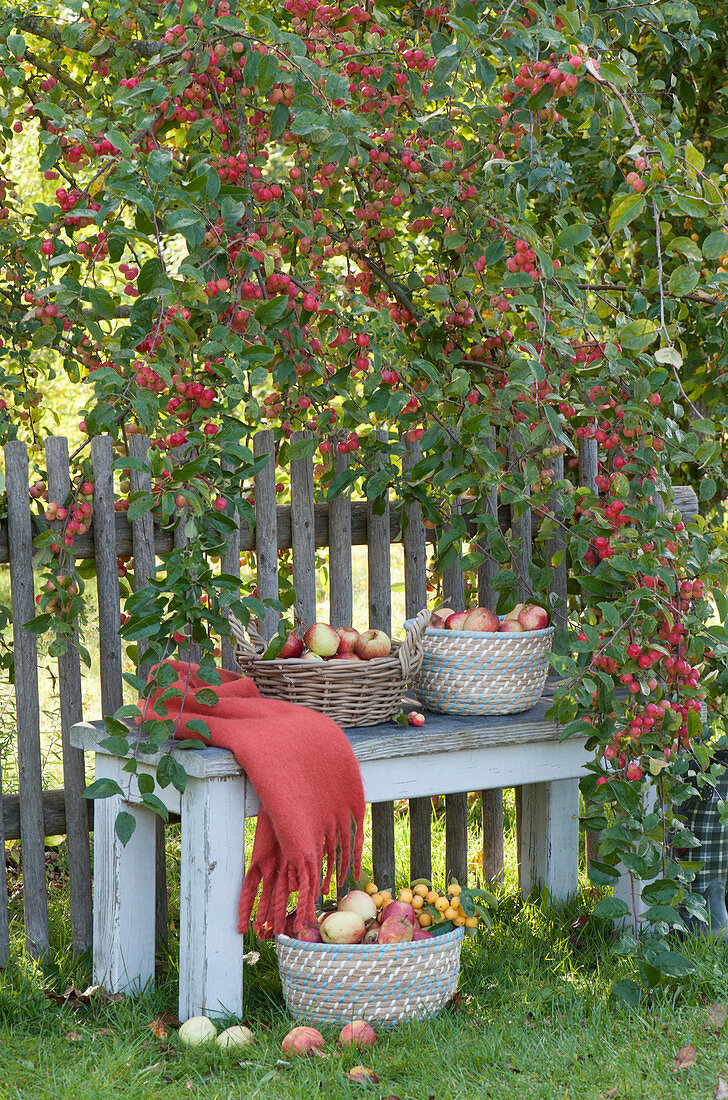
left=275, top=927, right=464, bottom=1026
left=415, top=624, right=554, bottom=716
left=230, top=608, right=429, bottom=728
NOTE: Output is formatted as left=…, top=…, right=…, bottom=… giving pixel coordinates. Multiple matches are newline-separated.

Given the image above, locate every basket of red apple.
left=276, top=880, right=493, bottom=1026
left=231, top=607, right=429, bottom=728
left=414, top=602, right=554, bottom=716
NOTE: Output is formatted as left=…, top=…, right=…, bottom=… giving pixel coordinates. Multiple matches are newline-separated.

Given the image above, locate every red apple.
left=339, top=1021, right=376, bottom=1048
left=296, top=922, right=324, bottom=943
left=378, top=915, right=414, bottom=943
left=499, top=619, right=524, bottom=633
left=445, top=611, right=469, bottom=630
left=300, top=650, right=324, bottom=660
left=517, top=604, right=549, bottom=631
left=278, top=631, right=304, bottom=659
left=429, top=613, right=447, bottom=629
left=380, top=899, right=416, bottom=925
left=303, top=622, right=341, bottom=657
left=463, top=607, right=500, bottom=632
left=430, top=606, right=453, bottom=626
left=337, top=626, right=360, bottom=654
left=332, top=652, right=362, bottom=661
left=354, top=629, right=391, bottom=660
left=412, top=928, right=434, bottom=940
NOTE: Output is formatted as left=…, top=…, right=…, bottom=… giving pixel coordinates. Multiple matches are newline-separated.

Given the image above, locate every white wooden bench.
left=72, top=698, right=587, bottom=1020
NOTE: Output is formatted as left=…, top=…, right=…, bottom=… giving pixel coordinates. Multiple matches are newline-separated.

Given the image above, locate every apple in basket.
left=303, top=622, right=341, bottom=657
left=499, top=619, right=524, bottom=633
left=378, top=915, right=414, bottom=943
left=300, top=650, right=325, bottom=660
left=445, top=611, right=469, bottom=630
left=278, top=631, right=304, bottom=659
left=337, top=626, right=360, bottom=654
left=338, top=889, right=378, bottom=923
left=463, top=607, right=500, bottom=632
left=320, top=910, right=366, bottom=944
left=429, top=606, right=453, bottom=628
left=354, top=629, right=391, bottom=660
left=517, top=604, right=549, bottom=631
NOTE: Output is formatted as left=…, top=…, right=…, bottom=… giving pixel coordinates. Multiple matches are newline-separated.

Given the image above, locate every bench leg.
left=92, top=755, right=156, bottom=995
left=519, top=779, right=580, bottom=902
left=179, top=775, right=247, bottom=1021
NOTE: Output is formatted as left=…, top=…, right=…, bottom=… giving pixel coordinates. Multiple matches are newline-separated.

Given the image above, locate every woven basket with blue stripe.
left=415, top=624, right=554, bottom=716
left=275, top=927, right=463, bottom=1026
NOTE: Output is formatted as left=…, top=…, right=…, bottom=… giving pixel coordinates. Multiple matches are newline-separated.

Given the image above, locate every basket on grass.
left=275, top=927, right=464, bottom=1026
left=230, top=607, right=429, bottom=728
left=415, top=623, right=554, bottom=716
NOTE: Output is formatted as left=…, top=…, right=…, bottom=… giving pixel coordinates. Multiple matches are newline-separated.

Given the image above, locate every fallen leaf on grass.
left=347, top=1066, right=379, bottom=1084
left=65, top=1031, right=84, bottom=1042
left=242, top=951, right=260, bottom=966
left=715, top=1078, right=728, bottom=1099
left=148, top=1017, right=168, bottom=1040
left=708, top=1005, right=727, bottom=1030
left=45, top=984, right=125, bottom=1009
left=602, top=1088, right=620, bottom=1098
left=674, top=1044, right=698, bottom=1069
left=505, top=1062, right=522, bottom=1073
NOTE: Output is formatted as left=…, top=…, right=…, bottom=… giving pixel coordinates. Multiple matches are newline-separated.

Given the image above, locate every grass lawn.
left=1, top=813, right=728, bottom=1100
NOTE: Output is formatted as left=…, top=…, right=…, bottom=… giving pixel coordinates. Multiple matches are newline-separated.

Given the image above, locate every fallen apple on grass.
left=339, top=1020, right=376, bottom=1048
left=178, top=1015, right=218, bottom=1046
left=216, top=1025, right=254, bottom=1048
left=281, top=1026, right=326, bottom=1056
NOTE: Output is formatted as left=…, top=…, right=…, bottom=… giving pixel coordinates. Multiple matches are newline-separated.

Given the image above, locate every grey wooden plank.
left=220, top=458, right=242, bottom=673
left=0, top=485, right=699, bottom=565
left=401, top=437, right=427, bottom=620
left=441, top=468, right=465, bottom=612
left=328, top=444, right=352, bottom=629
left=4, top=440, right=48, bottom=957
left=371, top=801, right=395, bottom=892
left=477, top=450, right=499, bottom=611
left=127, top=435, right=168, bottom=948
left=290, top=431, right=316, bottom=628
left=45, top=436, right=92, bottom=953
left=0, top=757, right=8, bottom=966
left=508, top=437, right=532, bottom=602
left=515, top=785, right=523, bottom=889
left=73, top=696, right=571, bottom=775
left=91, top=436, right=124, bottom=715
left=170, top=444, right=201, bottom=666
left=1, top=789, right=95, bottom=840
left=253, top=431, right=279, bottom=643
left=578, top=437, right=598, bottom=492
left=481, top=788, right=504, bottom=883
left=366, top=430, right=391, bottom=633
left=367, top=431, right=395, bottom=890
left=445, top=792, right=469, bottom=886
left=545, top=451, right=567, bottom=630
left=128, top=435, right=157, bottom=681
left=409, top=797, right=432, bottom=882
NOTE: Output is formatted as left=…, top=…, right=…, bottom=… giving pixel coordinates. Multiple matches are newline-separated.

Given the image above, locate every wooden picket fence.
left=0, top=432, right=698, bottom=961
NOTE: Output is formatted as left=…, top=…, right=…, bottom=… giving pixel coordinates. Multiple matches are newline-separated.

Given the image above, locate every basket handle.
left=228, top=614, right=266, bottom=659
left=397, top=607, right=430, bottom=676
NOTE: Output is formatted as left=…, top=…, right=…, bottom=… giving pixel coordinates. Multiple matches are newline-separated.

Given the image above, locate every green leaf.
left=83, top=778, right=123, bottom=800
left=618, top=319, right=658, bottom=350
left=593, top=896, right=630, bottom=919
left=89, top=287, right=117, bottom=320
left=141, top=792, right=169, bottom=821
left=668, top=265, right=699, bottom=297
left=114, top=812, right=136, bottom=846
left=22, top=614, right=53, bottom=635
left=255, top=295, right=290, bottom=324
left=612, top=979, right=643, bottom=1006
left=557, top=224, right=592, bottom=249
left=608, top=193, right=645, bottom=235
left=702, top=230, right=728, bottom=260
left=194, top=688, right=219, bottom=707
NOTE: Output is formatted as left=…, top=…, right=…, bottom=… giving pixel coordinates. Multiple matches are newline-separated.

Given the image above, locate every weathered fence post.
left=5, top=440, right=48, bottom=958
left=402, top=436, right=431, bottom=883
left=368, top=430, right=396, bottom=890
left=252, top=431, right=279, bottom=644
left=128, top=434, right=168, bottom=948
left=45, top=435, right=92, bottom=952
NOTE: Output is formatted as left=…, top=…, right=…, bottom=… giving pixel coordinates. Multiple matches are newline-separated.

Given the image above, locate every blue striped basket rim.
left=275, top=926, right=463, bottom=955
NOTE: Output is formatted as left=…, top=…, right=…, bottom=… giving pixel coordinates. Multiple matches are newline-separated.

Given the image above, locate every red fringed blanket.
left=145, top=661, right=365, bottom=938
